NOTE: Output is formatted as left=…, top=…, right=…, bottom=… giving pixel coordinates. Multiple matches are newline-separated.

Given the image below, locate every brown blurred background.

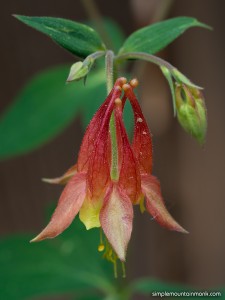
left=1, top=0, right=225, bottom=297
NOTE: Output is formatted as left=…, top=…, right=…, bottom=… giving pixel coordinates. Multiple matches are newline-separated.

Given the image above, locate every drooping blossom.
left=175, top=84, right=207, bottom=145
left=31, top=77, right=187, bottom=267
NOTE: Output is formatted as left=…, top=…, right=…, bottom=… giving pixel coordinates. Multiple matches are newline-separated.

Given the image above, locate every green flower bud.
left=67, top=57, right=94, bottom=82
left=175, top=84, right=207, bottom=144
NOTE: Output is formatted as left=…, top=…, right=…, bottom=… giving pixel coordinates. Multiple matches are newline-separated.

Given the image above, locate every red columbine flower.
left=31, top=77, right=186, bottom=269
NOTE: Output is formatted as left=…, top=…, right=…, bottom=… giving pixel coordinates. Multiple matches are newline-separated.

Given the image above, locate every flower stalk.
left=116, top=51, right=174, bottom=71
left=106, top=50, right=120, bottom=180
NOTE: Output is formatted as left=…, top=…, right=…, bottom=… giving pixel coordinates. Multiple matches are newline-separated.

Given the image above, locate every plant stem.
left=106, top=51, right=114, bottom=93
left=86, top=50, right=106, bottom=61
left=116, top=52, right=174, bottom=71
left=105, top=50, right=119, bottom=181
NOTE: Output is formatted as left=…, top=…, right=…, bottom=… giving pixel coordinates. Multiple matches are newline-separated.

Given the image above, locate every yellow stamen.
left=98, top=229, right=105, bottom=252
left=99, top=231, right=126, bottom=278
left=113, top=260, right=118, bottom=278
left=139, top=195, right=146, bottom=213
left=98, top=244, right=105, bottom=252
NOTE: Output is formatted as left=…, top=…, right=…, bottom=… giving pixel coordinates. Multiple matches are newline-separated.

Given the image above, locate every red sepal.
left=115, top=103, right=141, bottom=204
left=124, top=87, right=153, bottom=175
left=31, top=172, right=86, bottom=242
left=141, top=174, right=188, bottom=233
left=100, top=184, right=133, bottom=261
left=87, top=84, right=122, bottom=200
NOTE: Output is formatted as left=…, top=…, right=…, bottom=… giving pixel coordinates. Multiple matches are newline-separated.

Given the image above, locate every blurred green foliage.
left=0, top=217, right=114, bottom=300
left=1, top=217, right=224, bottom=299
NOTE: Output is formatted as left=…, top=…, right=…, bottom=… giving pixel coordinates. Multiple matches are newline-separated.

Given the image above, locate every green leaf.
left=119, top=17, right=211, bottom=55
left=0, top=65, right=105, bottom=160
left=14, top=15, right=106, bottom=58
left=0, top=217, right=115, bottom=300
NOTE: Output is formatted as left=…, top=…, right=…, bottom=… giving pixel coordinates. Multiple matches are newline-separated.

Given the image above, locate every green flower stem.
left=106, top=50, right=114, bottom=92
left=116, top=52, right=174, bottom=71
left=85, top=50, right=106, bottom=61
left=82, top=50, right=106, bottom=70
left=161, top=65, right=177, bottom=116
left=105, top=50, right=119, bottom=181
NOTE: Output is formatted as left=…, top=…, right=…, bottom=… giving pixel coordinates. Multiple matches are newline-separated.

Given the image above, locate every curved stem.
left=105, top=51, right=119, bottom=180
left=86, top=50, right=106, bottom=61
left=116, top=52, right=174, bottom=71
left=82, top=50, right=106, bottom=69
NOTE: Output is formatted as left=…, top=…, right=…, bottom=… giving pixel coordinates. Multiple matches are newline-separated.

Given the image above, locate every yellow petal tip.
left=175, top=226, right=189, bottom=234
left=30, top=236, right=38, bottom=243
left=30, top=233, right=44, bottom=243
left=42, top=177, right=58, bottom=184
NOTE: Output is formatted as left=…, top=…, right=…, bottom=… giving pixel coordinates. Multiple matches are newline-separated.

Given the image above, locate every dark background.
left=1, top=0, right=225, bottom=296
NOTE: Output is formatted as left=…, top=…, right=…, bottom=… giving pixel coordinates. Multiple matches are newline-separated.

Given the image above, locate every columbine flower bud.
left=175, top=84, right=207, bottom=144
left=67, top=57, right=94, bottom=82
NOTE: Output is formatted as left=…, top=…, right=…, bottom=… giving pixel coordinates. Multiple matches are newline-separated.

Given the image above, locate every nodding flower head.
left=175, top=84, right=207, bottom=145
left=31, top=77, right=187, bottom=276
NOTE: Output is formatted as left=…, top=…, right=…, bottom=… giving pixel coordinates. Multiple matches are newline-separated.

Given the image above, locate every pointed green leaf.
left=119, top=17, right=211, bottom=55
left=0, top=65, right=105, bottom=160
left=0, top=217, right=114, bottom=300
left=14, top=15, right=106, bottom=58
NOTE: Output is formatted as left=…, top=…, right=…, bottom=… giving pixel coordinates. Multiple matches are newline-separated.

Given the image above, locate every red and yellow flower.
left=32, top=77, right=187, bottom=269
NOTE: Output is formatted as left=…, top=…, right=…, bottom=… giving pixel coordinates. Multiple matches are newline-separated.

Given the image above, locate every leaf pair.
left=14, top=15, right=209, bottom=58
